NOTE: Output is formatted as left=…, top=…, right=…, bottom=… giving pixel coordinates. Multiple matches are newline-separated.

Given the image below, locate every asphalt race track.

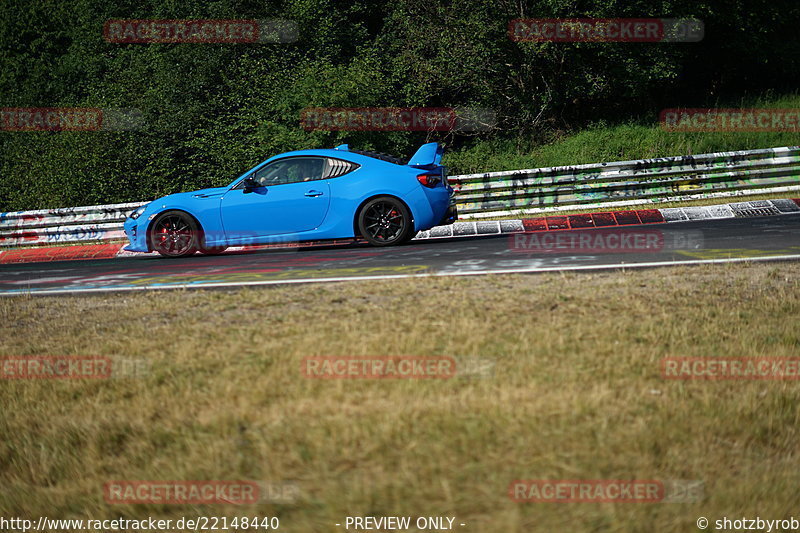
left=1, top=215, right=799, bottom=296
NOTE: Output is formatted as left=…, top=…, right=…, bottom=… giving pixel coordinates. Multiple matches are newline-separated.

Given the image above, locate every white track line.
left=3, top=254, right=800, bottom=297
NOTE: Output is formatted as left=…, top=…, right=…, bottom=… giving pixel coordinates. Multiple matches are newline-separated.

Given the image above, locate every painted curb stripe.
left=521, top=209, right=666, bottom=232
left=0, top=243, right=123, bottom=264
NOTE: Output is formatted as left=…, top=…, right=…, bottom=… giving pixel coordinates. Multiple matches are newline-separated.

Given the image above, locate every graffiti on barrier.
left=45, top=227, right=105, bottom=242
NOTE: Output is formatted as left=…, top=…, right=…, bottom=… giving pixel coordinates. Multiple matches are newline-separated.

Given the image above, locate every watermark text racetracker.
left=661, top=108, right=800, bottom=132
left=103, top=19, right=298, bottom=43
left=662, top=357, right=800, bottom=380
left=510, top=228, right=703, bottom=253
left=104, top=480, right=299, bottom=505
left=0, top=356, right=148, bottom=379
left=302, top=356, right=495, bottom=379
left=0, top=108, right=143, bottom=131
left=300, top=107, right=496, bottom=132
left=508, top=479, right=703, bottom=503
left=509, top=18, right=704, bottom=42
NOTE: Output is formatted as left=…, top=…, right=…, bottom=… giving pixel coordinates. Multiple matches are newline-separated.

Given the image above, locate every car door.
left=219, top=157, right=331, bottom=244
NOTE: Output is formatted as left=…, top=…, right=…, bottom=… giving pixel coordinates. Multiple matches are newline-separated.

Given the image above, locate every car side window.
left=323, top=158, right=360, bottom=179
left=254, top=157, right=325, bottom=186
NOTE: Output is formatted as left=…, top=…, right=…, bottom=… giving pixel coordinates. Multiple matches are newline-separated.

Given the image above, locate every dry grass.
left=1, top=263, right=799, bottom=532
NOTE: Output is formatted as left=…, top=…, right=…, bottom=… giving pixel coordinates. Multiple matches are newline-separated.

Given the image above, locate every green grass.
left=444, top=93, right=800, bottom=174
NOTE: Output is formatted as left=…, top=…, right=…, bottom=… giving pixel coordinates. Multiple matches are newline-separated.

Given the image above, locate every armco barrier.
left=1, top=146, right=799, bottom=247
left=450, top=145, right=800, bottom=218
left=0, top=202, right=145, bottom=247
left=3, top=199, right=799, bottom=264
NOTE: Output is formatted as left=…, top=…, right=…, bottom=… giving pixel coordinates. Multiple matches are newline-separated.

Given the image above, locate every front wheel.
left=357, top=196, right=414, bottom=247
left=149, top=211, right=200, bottom=258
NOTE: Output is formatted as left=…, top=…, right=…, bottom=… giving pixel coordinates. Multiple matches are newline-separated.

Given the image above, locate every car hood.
left=159, top=186, right=229, bottom=203
left=188, top=186, right=228, bottom=198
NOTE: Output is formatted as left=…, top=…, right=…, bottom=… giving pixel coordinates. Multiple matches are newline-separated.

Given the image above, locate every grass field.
left=1, top=261, right=799, bottom=532
left=444, top=93, right=800, bottom=175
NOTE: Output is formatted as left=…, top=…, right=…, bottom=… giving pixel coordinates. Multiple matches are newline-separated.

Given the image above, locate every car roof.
left=229, top=147, right=410, bottom=187
left=265, top=148, right=403, bottom=166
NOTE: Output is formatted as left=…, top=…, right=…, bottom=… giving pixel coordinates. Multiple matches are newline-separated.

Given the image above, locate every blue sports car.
left=124, top=143, right=457, bottom=257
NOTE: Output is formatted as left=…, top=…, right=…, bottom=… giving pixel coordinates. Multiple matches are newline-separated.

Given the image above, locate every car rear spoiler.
left=407, top=142, right=443, bottom=169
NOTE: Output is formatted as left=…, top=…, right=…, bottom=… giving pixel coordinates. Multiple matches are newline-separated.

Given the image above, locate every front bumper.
left=123, top=217, right=150, bottom=252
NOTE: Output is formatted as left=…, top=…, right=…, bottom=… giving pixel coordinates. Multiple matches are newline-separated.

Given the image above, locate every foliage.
left=0, top=0, right=798, bottom=209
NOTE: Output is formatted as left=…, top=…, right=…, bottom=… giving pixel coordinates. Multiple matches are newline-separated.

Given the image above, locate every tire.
left=149, top=210, right=200, bottom=258
left=357, top=196, right=414, bottom=247
left=399, top=230, right=418, bottom=244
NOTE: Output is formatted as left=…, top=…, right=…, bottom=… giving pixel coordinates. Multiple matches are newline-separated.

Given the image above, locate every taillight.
left=416, top=173, right=440, bottom=188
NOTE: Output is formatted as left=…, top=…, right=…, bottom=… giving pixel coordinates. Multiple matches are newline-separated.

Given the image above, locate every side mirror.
left=242, top=176, right=260, bottom=191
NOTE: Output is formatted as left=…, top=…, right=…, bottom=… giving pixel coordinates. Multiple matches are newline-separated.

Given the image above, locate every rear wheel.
left=149, top=211, right=200, bottom=258
left=357, top=196, right=413, bottom=246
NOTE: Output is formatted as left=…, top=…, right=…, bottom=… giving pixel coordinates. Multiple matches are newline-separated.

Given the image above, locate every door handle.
left=304, top=190, right=324, bottom=197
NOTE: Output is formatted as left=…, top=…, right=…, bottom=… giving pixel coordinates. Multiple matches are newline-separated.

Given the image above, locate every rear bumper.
left=438, top=201, right=458, bottom=225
